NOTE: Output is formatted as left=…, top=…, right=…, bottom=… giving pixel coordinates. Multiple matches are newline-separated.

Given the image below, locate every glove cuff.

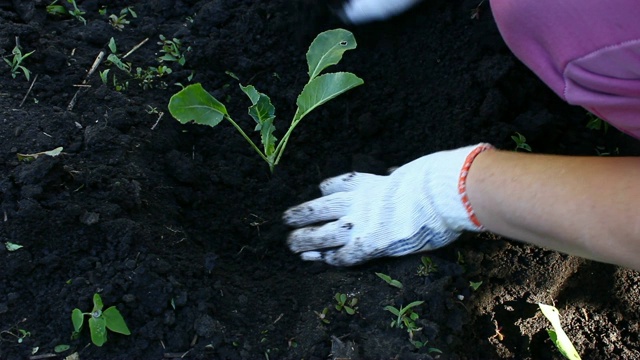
left=458, top=143, right=494, bottom=230
left=431, top=143, right=494, bottom=232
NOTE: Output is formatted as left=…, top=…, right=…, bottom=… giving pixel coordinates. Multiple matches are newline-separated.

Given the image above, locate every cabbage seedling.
left=168, top=29, right=364, bottom=172
left=71, top=293, right=131, bottom=347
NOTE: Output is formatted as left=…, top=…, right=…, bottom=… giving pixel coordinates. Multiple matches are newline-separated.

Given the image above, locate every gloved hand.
left=283, top=144, right=493, bottom=266
left=338, top=0, right=423, bottom=24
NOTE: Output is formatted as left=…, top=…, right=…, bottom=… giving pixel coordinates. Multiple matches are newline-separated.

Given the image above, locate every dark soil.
left=1, top=1, right=640, bottom=359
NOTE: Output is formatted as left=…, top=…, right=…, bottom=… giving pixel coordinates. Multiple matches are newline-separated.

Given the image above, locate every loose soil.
left=1, top=1, right=640, bottom=359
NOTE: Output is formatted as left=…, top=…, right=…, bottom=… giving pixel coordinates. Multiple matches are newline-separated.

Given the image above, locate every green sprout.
left=586, top=112, right=609, bottom=134
left=46, top=0, right=86, bottom=24
left=511, top=132, right=532, bottom=152
left=417, top=256, right=438, bottom=276
left=384, top=301, right=424, bottom=339
left=469, top=281, right=483, bottom=291
left=315, top=307, right=331, bottom=324
left=72, top=293, right=131, bottom=347
left=108, top=7, right=137, bottom=31
left=334, top=293, right=359, bottom=315
left=375, top=272, right=403, bottom=289
left=157, top=35, right=189, bottom=66
left=538, top=303, right=581, bottom=360
left=4, top=45, right=35, bottom=81
left=168, top=28, right=363, bottom=172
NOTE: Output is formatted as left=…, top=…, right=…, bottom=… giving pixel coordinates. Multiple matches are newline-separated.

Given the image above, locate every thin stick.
left=67, top=50, right=105, bottom=111
left=123, top=37, right=149, bottom=59
left=19, top=74, right=38, bottom=108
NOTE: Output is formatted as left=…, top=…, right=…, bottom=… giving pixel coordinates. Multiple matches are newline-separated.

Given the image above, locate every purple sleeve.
left=491, top=0, right=640, bottom=139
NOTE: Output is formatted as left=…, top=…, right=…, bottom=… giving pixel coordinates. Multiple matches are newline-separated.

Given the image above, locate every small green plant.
left=511, top=132, right=532, bottom=152
left=334, top=293, right=358, bottom=315
left=109, top=7, right=137, bottom=31
left=72, top=293, right=131, bottom=347
left=375, top=272, right=403, bottom=289
left=46, top=0, right=86, bottom=24
left=384, top=301, right=424, bottom=339
left=586, top=112, right=609, bottom=134
left=314, top=307, right=331, bottom=324
left=0, top=326, right=30, bottom=344
left=168, top=28, right=363, bottom=172
left=106, top=37, right=131, bottom=73
left=469, top=281, right=483, bottom=291
left=417, top=256, right=438, bottom=276
left=4, top=45, right=35, bottom=81
left=158, top=35, right=189, bottom=66
left=538, top=303, right=581, bottom=360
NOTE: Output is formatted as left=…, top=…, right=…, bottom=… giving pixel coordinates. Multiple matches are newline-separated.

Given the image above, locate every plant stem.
left=273, top=109, right=303, bottom=166
left=224, top=115, right=270, bottom=165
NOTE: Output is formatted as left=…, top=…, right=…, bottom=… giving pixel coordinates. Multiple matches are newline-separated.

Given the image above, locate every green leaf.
left=307, top=29, right=357, bottom=80
left=384, top=306, right=400, bottom=316
left=169, top=83, right=228, bottom=127
left=103, top=306, right=131, bottom=335
left=5, top=242, right=23, bottom=251
left=54, top=344, right=70, bottom=353
left=71, top=308, right=84, bottom=333
left=375, top=272, right=403, bottom=289
left=402, top=301, right=425, bottom=314
left=92, top=293, right=104, bottom=312
left=240, top=84, right=277, bottom=156
left=296, top=72, right=363, bottom=121
left=89, top=316, right=107, bottom=347
left=538, top=303, right=581, bottom=360
left=345, top=306, right=355, bottom=315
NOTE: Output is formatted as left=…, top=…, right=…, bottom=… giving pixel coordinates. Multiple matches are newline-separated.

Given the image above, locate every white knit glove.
left=338, top=0, right=423, bottom=24
left=283, top=144, right=493, bottom=266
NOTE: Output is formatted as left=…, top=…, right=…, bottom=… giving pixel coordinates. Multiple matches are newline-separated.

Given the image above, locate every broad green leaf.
left=88, top=316, right=107, bottom=347
left=307, top=29, right=357, bottom=80
left=240, top=84, right=277, bottom=156
left=71, top=309, right=84, bottom=332
left=297, top=72, right=363, bottom=120
left=538, top=303, right=581, bottom=360
left=92, top=293, right=104, bottom=312
left=169, top=83, right=228, bottom=127
left=103, top=306, right=131, bottom=335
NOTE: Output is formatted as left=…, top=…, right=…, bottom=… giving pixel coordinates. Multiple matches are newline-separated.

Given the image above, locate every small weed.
left=586, top=113, right=609, bottom=134
left=384, top=301, right=424, bottom=339
left=469, top=281, right=483, bottom=291
left=72, top=293, right=131, bottom=347
left=314, top=307, right=331, bottom=324
left=417, top=256, right=438, bottom=276
left=106, top=37, right=131, bottom=73
left=511, top=132, right=532, bottom=152
left=109, top=7, right=137, bottom=31
left=158, top=35, right=189, bottom=66
left=375, top=272, right=403, bottom=289
left=0, top=319, right=30, bottom=344
left=334, top=293, right=358, bottom=315
left=4, top=44, right=35, bottom=81
left=46, top=0, right=86, bottom=24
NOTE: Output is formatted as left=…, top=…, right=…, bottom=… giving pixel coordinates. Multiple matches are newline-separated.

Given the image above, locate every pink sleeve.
left=490, top=0, right=640, bottom=139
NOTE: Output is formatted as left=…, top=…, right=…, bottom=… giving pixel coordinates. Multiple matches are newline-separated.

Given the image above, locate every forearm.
left=466, top=150, right=640, bottom=270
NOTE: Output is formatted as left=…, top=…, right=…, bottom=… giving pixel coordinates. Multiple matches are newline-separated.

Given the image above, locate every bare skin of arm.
left=466, top=150, right=640, bottom=271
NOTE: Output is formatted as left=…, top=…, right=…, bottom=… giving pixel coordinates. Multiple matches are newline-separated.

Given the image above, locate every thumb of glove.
left=283, top=143, right=493, bottom=266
